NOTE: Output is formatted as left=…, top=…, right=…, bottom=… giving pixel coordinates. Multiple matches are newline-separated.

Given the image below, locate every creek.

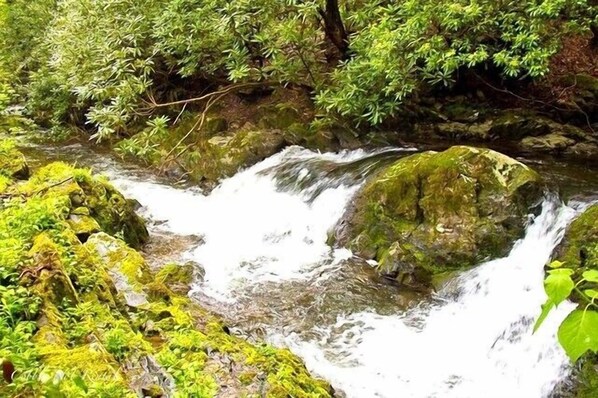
left=18, top=139, right=598, bottom=398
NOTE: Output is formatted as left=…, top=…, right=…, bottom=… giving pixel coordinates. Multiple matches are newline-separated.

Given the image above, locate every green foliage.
left=537, top=205, right=598, bottom=363
left=559, top=310, right=598, bottom=362
left=2, top=0, right=594, bottom=136
left=317, top=0, right=596, bottom=124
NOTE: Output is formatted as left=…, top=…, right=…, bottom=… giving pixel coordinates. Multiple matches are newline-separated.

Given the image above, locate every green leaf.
left=547, top=268, right=574, bottom=276
left=533, top=299, right=554, bottom=333
left=558, top=310, right=598, bottom=361
left=544, top=271, right=574, bottom=305
left=548, top=260, right=566, bottom=269
left=584, top=289, right=598, bottom=300
left=582, top=270, right=598, bottom=283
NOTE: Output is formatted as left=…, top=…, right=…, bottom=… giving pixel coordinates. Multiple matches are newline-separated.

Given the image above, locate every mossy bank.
left=0, top=139, right=332, bottom=397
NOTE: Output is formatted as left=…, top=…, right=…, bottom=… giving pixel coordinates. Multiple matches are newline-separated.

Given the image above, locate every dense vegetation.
left=0, top=0, right=595, bottom=139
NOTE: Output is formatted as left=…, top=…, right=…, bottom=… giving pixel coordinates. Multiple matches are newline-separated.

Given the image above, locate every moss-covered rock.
left=85, top=232, right=152, bottom=307
left=189, top=128, right=287, bottom=184
left=67, top=207, right=101, bottom=241
left=561, top=74, right=598, bottom=123
left=520, top=133, right=577, bottom=153
left=257, top=104, right=302, bottom=130
left=19, top=162, right=149, bottom=247
left=334, top=146, right=544, bottom=288
left=556, top=204, right=598, bottom=273
left=155, top=262, right=195, bottom=294
left=0, top=139, right=331, bottom=398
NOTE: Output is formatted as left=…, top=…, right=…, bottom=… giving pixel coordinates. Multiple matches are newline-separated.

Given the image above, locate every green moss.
left=18, top=161, right=149, bottom=247
left=257, top=104, right=302, bottom=130
left=558, top=204, right=598, bottom=272
left=156, top=262, right=194, bottom=285
left=339, top=146, right=543, bottom=288
left=0, top=139, right=29, bottom=179
left=155, top=262, right=195, bottom=295
left=0, top=139, right=330, bottom=397
left=0, top=174, right=12, bottom=192
left=572, top=354, right=598, bottom=398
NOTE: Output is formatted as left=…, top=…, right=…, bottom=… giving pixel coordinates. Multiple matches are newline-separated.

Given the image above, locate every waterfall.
left=40, top=144, right=583, bottom=397
left=274, top=200, right=580, bottom=398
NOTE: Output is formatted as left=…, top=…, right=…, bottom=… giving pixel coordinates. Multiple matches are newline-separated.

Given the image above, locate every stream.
left=17, top=139, right=598, bottom=398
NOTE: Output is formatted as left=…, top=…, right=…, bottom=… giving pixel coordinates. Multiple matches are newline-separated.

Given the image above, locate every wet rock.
left=434, top=121, right=492, bottom=141
left=488, top=112, right=552, bottom=140
left=334, top=146, right=544, bottom=289
left=551, top=205, right=598, bottom=397
left=257, top=104, right=302, bottom=130
left=443, top=103, right=481, bottom=123
left=565, top=142, right=598, bottom=159
left=555, top=203, right=598, bottom=272
left=520, top=133, right=576, bottom=153
left=68, top=209, right=102, bottom=242
left=192, top=129, right=287, bottom=184
left=155, top=262, right=196, bottom=295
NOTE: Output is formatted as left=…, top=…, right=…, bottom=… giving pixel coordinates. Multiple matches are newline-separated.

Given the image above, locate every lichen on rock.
left=556, top=203, right=598, bottom=274
left=334, top=145, right=544, bottom=289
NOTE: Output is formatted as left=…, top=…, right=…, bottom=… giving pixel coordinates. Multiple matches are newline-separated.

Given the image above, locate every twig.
left=142, top=81, right=277, bottom=110
left=0, top=177, right=74, bottom=200
left=159, top=89, right=229, bottom=168
left=32, top=177, right=74, bottom=196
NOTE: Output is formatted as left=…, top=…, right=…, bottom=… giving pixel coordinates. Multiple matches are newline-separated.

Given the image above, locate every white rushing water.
left=109, top=146, right=400, bottom=300
left=97, top=146, right=581, bottom=398
left=276, top=200, right=580, bottom=398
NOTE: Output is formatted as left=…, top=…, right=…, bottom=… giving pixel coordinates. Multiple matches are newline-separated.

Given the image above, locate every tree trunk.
left=319, top=0, right=349, bottom=59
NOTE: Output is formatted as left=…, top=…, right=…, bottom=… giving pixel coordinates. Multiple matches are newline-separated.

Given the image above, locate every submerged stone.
left=334, top=146, right=544, bottom=289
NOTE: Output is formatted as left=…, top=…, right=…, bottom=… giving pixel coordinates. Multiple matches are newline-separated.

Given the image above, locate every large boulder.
left=333, top=146, right=544, bottom=288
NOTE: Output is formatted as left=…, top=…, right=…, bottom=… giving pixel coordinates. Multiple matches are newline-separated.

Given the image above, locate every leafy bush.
left=317, top=0, right=596, bottom=124
left=0, top=0, right=595, bottom=135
